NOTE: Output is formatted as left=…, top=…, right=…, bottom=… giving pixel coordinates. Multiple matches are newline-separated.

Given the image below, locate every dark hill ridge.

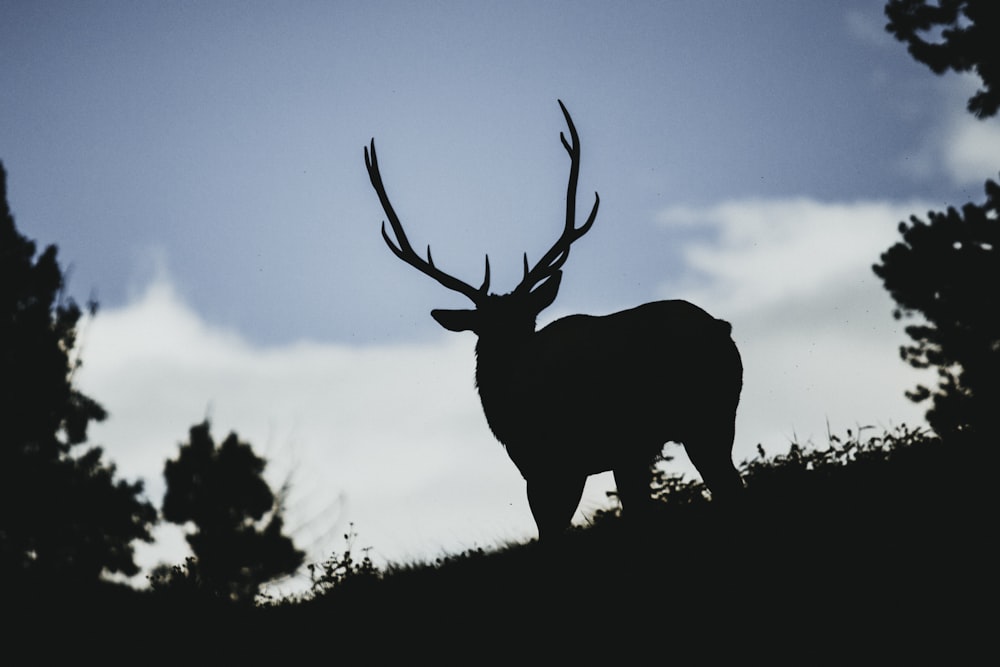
left=7, top=427, right=991, bottom=661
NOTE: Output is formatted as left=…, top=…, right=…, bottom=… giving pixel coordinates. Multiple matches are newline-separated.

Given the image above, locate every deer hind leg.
left=683, top=420, right=744, bottom=502
left=526, top=474, right=586, bottom=541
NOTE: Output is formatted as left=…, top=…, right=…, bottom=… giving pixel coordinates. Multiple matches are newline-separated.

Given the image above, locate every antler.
left=515, top=100, right=600, bottom=294
left=365, top=139, right=491, bottom=303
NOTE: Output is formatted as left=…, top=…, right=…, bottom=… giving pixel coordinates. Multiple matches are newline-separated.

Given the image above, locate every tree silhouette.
left=881, top=2, right=999, bottom=442
left=0, top=161, right=156, bottom=582
left=160, top=421, right=304, bottom=603
left=873, top=176, right=1000, bottom=442
left=885, top=0, right=999, bottom=118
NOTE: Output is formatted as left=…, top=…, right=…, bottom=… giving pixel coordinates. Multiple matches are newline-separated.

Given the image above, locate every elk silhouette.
left=365, top=101, right=744, bottom=539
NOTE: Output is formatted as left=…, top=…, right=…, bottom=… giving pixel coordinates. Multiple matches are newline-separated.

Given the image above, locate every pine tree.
left=0, top=161, right=156, bottom=582
left=873, top=177, right=1000, bottom=442
left=885, top=0, right=999, bottom=119
left=160, top=421, right=304, bottom=603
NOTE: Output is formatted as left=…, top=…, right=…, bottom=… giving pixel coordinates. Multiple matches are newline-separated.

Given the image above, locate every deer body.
left=475, top=299, right=741, bottom=476
left=366, top=102, right=744, bottom=539
left=467, top=298, right=742, bottom=537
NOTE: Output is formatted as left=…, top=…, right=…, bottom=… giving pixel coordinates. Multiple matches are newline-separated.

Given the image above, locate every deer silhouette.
left=365, top=101, right=744, bottom=539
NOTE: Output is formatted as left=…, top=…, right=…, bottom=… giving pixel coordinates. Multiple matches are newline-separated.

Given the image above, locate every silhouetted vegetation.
left=886, top=0, right=999, bottom=118
left=152, top=421, right=304, bottom=604
left=878, top=3, right=999, bottom=446
left=295, top=522, right=378, bottom=603
left=16, top=424, right=981, bottom=660
left=265, top=424, right=989, bottom=661
left=1, top=162, right=156, bottom=587
left=873, top=177, right=1000, bottom=444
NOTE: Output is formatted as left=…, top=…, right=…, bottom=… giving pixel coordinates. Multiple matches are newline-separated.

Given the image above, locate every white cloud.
left=659, top=198, right=923, bottom=313
left=76, top=281, right=544, bottom=589
left=943, top=114, right=1000, bottom=185
left=899, top=74, right=1000, bottom=187
left=659, top=197, right=931, bottom=454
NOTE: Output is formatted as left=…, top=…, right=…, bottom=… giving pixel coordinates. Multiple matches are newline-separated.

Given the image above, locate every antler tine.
left=517, top=101, right=600, bottom=293
left=366, top=139, right=490, bottom=302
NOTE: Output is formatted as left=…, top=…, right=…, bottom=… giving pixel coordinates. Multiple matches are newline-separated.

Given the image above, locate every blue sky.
left=2, top=1, right=998, bottom=591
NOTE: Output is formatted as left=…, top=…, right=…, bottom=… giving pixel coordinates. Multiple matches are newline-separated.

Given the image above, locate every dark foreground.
left=7, top=431, right=993, bottom=662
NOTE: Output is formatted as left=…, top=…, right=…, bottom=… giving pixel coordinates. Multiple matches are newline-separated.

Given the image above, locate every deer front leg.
left=613, top=460, right=656, bottom=520
left=526, top=474, right=586, bottom=540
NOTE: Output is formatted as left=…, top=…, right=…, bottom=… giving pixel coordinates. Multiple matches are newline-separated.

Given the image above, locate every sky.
left=2, top=1, right=999, bottom=593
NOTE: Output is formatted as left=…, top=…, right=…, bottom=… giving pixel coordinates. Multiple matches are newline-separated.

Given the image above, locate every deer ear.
left=431, top=308, right=478, bottom=332
left=529, top=271, right=562, bottom=314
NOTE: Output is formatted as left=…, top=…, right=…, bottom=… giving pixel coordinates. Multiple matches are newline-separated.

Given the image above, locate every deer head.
left=364, top=100, right=599, bottom=341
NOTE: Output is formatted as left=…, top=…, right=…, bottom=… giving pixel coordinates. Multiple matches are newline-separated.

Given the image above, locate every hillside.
left=8, top=426, right=992, bottom=661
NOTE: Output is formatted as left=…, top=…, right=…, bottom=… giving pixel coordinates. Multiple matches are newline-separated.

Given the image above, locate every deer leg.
left=526, top=474, right=585, bottom=540
left=613, top=461, right=655, bottom=519
left=683, top=420, right=744, bottom=502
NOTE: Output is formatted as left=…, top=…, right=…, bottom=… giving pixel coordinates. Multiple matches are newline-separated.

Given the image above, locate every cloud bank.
left=660, top=197, right=929, bottom=450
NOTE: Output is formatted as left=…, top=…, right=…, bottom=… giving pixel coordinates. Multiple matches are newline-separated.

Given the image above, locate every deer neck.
left=472, top=331, right=537, bottom=450
left=473, top=330, right=533, bottom=394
